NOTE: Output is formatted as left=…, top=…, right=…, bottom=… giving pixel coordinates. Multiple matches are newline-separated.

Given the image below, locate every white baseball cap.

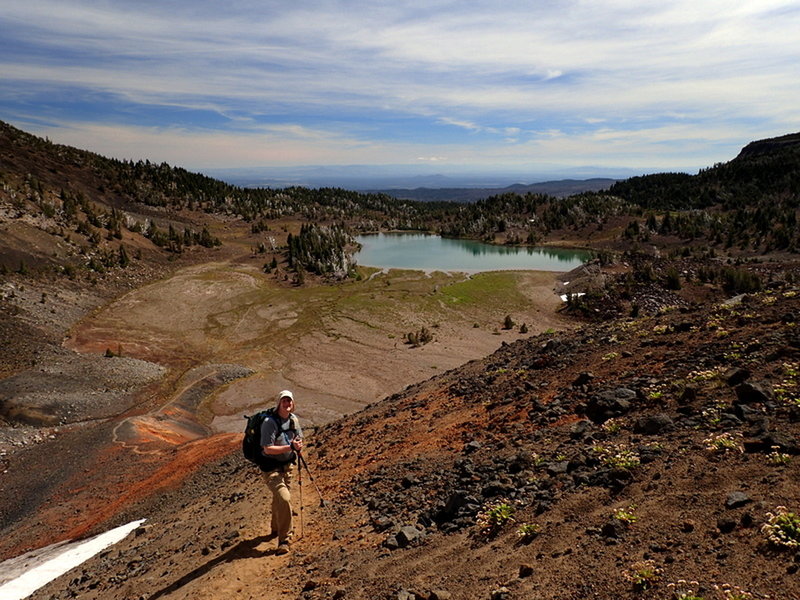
left=278, top=390, right=294, bottom=401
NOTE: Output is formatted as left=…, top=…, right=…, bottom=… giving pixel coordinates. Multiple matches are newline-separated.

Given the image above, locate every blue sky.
left=2, top=1, right=799, bottom=176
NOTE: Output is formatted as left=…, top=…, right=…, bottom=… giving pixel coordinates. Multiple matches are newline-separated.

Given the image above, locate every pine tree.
left=118, top=244, right=130, bottom=268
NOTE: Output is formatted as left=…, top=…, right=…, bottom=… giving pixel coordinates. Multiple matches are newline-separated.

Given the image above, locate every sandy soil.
left=64, top=262, right=570, bottom=430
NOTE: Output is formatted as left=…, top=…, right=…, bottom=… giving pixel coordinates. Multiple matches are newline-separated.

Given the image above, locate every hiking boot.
left=276, top=540, right=290, bottom=555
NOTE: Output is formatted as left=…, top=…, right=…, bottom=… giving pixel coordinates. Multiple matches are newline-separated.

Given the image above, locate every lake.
left=355, top=233, right=591, bottom=272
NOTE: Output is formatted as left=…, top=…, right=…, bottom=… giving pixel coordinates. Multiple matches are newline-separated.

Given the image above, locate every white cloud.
left=2, top=0, right=799, bottom=170
left=437, top=118, right=483, bottom=132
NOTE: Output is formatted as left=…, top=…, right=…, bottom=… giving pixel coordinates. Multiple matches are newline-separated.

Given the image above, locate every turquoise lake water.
left=354, top=233, right=591, bottom=272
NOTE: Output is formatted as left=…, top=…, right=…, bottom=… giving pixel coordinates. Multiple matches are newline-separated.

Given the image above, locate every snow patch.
left=560, top=292, right=585, bottom=302
left=0, top=519, right=145, bottom=600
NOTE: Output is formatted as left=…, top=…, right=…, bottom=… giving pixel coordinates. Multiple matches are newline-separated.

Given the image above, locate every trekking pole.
left=297, top=451, right=327, bottom=508
left=297, top=452, right=304, bottom=539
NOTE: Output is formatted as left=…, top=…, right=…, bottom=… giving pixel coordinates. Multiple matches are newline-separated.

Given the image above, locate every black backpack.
left=242, top=408, right=298, bottom=472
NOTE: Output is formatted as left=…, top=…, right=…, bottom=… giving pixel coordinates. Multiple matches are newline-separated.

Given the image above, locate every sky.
left=1, top=0, right=799, bottom=178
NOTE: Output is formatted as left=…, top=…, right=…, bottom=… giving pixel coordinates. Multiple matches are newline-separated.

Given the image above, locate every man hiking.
left=260, top=389, right=303, bottom=554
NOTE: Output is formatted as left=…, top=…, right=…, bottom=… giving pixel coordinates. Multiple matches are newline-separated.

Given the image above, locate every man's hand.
left=290, top=438, right=304, bottom=453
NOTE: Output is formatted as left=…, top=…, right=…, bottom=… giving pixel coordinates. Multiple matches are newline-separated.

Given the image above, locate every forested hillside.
left=426, top=132, right=800, bottom=254
left=3, top=120, right=800, bottom=289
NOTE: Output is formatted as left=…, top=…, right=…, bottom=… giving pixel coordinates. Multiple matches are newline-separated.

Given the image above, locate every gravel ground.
left=0, top=275, right=168, bottom=455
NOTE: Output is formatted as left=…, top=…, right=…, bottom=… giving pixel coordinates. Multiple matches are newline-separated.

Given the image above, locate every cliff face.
left=16, top=280, right=800, bottom=600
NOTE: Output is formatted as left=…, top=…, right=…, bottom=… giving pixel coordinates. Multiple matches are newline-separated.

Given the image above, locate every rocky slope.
left=17, top=275, right=800, bottom=600
left=3, top=121, right=800, bottom=600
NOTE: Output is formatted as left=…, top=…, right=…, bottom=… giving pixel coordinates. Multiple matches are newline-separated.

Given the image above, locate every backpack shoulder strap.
left=288, top=413, right=300, bottom=432
left=267, top=410, right=298, bottom=432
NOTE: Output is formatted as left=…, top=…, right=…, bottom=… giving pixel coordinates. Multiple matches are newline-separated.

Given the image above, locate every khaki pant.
left=262, top=465, right=294, bottom=542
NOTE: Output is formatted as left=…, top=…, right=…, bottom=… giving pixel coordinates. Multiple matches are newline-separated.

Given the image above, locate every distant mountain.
left=372, top=178, right=618, bottom=203
left=202, top=165, right=638, bottom=191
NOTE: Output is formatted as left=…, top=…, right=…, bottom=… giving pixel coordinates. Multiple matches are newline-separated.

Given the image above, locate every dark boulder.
left=585, top=388, right=636, bottom=423
left=717, top=516, right=737, bottom=534
left=679, top=385, right=698, bottom=405
left=545, top=461, right=570, bottom=476
left=570, top=419, right=592, bottom=439
left=600, top=518, right=628, bottom=539
left=734, top=382, right=773, bottom=405
left=633, top=413, right=674, bottom=435
left=725, top=368, right=751, bottom=387
left=435, top=490, right=476, bottom=523
left=395, top=525, right=423, bottom=547
left=482, top=480, right=515, bottom=497
left=725, top=492, right=752, bottom=509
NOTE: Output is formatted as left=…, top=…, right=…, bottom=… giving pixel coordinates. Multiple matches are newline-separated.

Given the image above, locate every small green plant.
left=703, top=432, right=742, bottom=454
left=612, top=506, right=638, bottom=524
left=601, top=447, right=641, bottom=470
left=700, top=408, right=721, bottom=428
left=623, top=559, right=661, bottom=591
left=762, top=506, right=800, bottom=548
left=602, top=351, right=620, bottom=361
left=688, top=368, right=722, bottom=383
left=601, top=419, right=622, bottom=434
left=776, top=362, right=800, bottom=406
left=667, top=580, right=704, bottom=600
left=476, top=501, right=515, bottom=535
left=713, top=584, right=753, bottom=600
left=516, top=523, right=540, bottom=542
left=767, top=448, right=791, bottom=466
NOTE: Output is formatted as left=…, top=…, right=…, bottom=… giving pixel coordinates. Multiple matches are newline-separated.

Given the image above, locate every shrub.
left=623, top=559, right=660, bottom=591
left=667, top=580, right=704, bottom=600
left=476, top=501, right=515, bottom=536
left=665, top=267, right=682, bottom=290
left=405, top=326, right=434, bottom=347
left=767, top=449, right=791, bottom=466
left=762, top=506, right=800, bottom=548
left=721, top=267, right=762, bottom=294
left=600, top=447, right=641, bottom=470
left=703, top=432, right=742, bottom=454
left=612, top=506, right=638, bottom=524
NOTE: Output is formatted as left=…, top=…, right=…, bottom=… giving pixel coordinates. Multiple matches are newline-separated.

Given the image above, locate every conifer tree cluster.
left=405, top=326, right=433, bottom=347
left=286, top=223, right=355, bottom=279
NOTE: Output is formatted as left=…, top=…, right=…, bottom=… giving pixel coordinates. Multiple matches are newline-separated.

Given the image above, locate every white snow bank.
left=0, top=519, right=145, bottom=600
left=560, top=292, right=585, bottom=302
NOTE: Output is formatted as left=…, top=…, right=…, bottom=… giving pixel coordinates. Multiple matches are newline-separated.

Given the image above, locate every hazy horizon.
left=201, top=163, right=643, bottom=191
